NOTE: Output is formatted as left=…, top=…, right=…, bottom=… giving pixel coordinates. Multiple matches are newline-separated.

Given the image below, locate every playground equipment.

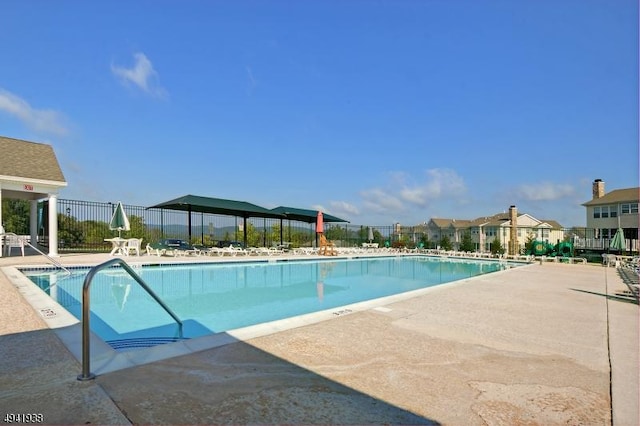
left=528, top=240, right=574, bottom=257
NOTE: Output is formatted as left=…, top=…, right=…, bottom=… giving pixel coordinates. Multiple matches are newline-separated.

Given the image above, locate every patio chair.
left=318, top=234, right=337, bottom=256
left=4, top=234, right=26, bottom=257
left=124, top=238, right=143, bottom=256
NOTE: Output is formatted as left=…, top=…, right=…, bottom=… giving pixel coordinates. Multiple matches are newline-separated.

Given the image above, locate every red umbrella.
left=316, top=211, right=324, bottom=234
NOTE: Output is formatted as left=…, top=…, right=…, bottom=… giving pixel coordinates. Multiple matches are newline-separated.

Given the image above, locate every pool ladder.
left=77, top=258, right=183, bottom=381
left=1, top=232, right=71, bottom=275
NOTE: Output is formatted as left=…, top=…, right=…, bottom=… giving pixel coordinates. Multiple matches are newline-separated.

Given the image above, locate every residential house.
left=424, top=207, right=564, bottom=254
left=581, top=179, right=639, bottom=252
left=0, top=135, right=67, bottom=257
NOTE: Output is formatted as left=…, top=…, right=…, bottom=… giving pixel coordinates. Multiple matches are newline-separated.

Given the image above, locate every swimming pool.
left=22, top=256, right=521, bottom=352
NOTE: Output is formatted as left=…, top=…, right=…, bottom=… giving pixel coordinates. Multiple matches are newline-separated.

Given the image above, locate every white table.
left=105, top=237, right=128, bottom=256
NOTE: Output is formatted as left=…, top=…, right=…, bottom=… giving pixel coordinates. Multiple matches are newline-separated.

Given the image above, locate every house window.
left=621, top=203, right=639, bottom=214
left=594, top=205, right=618, bottom=218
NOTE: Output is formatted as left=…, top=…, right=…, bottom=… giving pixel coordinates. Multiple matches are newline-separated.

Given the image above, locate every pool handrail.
left=1, top=232, right=72, bottom=275
left=77, top=258, right=183, bottom=381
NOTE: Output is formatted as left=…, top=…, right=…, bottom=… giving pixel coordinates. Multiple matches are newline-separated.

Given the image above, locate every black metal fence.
left=5, top=198, right=637, bottom=257
left=48, top=199, right=401, bottom=252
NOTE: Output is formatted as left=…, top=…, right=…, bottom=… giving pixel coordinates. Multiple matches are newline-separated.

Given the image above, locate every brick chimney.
left=509, top=205, right=518, bottom=256
left=592, top=179, right=605, bottom=199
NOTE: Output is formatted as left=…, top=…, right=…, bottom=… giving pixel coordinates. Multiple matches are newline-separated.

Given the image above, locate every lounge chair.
left=318, top=234, right=337, bottom=256
left=222, top=244, right=249, bottom=256
left=169, top=239, right=200, bottom=256
left=146, top=239, right=198, bottom=256
left=146, top=242, right=167, bottom=256
left=248, top=247, right=271, bottom=256
left=268, top=246, right=285, bottom=255
left=204, top=247, right=225, bottom=256
left=617, top=263, right=639, bottom=302
left=292, top=247, right=317, bottom=255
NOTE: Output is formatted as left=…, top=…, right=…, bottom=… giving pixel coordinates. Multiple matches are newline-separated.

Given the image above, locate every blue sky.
left=1, top=0, right=637, bottom=227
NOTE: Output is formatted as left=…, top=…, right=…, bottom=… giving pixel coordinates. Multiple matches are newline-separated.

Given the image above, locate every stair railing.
left=77, top=258, right=183, bottom=380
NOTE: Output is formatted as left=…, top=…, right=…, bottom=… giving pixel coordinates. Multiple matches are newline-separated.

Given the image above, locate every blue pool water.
left=23, top=256, right=520, bottom=350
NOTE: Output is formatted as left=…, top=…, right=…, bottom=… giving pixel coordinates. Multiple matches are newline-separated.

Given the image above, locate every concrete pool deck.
left=0, top=252, right=638, bottom=425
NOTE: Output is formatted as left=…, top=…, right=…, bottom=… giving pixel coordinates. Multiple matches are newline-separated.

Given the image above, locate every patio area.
left=0, top=252, right=638, bottom=425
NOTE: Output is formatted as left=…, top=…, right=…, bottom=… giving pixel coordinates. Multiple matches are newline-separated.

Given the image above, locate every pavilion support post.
left=188, top=206, right=192, bottom=243
left=243, top=217, right=248, bottom=248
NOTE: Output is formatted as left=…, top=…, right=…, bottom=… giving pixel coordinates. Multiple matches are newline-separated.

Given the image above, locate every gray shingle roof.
left=0, top=135, right=66, bottom=183
left=428, top=212, right=563, bottom=229
left=582, top=188, right=639, bottom=206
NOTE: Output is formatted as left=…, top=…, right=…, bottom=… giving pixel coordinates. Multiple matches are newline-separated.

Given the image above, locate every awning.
left=148, top=195, right=285, bottom=219
left=147, top=195, right=286, bottom=245
left=270, top=206, right=349, bottom=224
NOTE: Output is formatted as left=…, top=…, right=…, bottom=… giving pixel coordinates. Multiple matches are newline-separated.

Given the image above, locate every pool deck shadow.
left=0, top=252, right=638, bottom=425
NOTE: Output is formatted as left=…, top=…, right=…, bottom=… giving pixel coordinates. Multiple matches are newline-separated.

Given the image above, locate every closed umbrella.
left=610, top=227, right=626, bottom=253
left=109, top=201, right=130, bottom=238
left=368, top=226, right=374, bottom=243
left=316, top=211, right=324, bottom=234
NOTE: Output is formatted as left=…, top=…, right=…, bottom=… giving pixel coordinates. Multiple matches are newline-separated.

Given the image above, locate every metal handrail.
left=77, top=258, right=183, bottom=381
left=1, top=232, right=72, bottom=275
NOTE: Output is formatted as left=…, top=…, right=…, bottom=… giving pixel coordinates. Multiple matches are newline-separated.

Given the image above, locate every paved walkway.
left=0, top=252, right=638, bottom=425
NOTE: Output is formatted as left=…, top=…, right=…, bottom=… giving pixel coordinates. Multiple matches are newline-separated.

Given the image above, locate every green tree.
left=83, top=220, right=110, bottom=245
left=58, top=213, right=85, bottom=248
left=490, top=237, right=505, bottom=255
left=418, top=233, right=430, bottom=249
left=325, top=225, right=347, bottom=244
left=288, top=227, right=313, bottom=248
left=244, top=222, right=263, bottom=247
left=1, top=199, right=29, bottom=234
left=524, top=232, right=536, bottom=255
left=439, top=235, right=453, bottom=251
left=459, top=231, right=475, bottom=252
left=126, top=215, right=145, bottom=240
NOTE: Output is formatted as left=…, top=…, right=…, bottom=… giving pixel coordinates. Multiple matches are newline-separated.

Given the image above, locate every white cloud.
left=360, top=188, right=405, bottom=213
left=514, top=182, right=575, bottom=201
left=0, top=88, right=68, bottom=136
left=399, top=168, right=467, bottom=206
left=360, top=168, right=467, bottom=215
left=310, top=204, right=326, bottom=213
left=329, top=200, right=359, bottom=216
left=111, top=52, right=167, bottom=98
left=360, top=169, right=467, bottom=223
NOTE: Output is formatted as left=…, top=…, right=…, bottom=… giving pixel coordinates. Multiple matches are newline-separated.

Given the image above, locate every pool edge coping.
left=4, top=258, right=532, bottom=376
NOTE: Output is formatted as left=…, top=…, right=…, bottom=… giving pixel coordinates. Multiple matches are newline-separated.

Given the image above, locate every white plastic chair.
left=5, top=235, right=25, bottom=257
left=124, top=238, right=143, bottom=256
